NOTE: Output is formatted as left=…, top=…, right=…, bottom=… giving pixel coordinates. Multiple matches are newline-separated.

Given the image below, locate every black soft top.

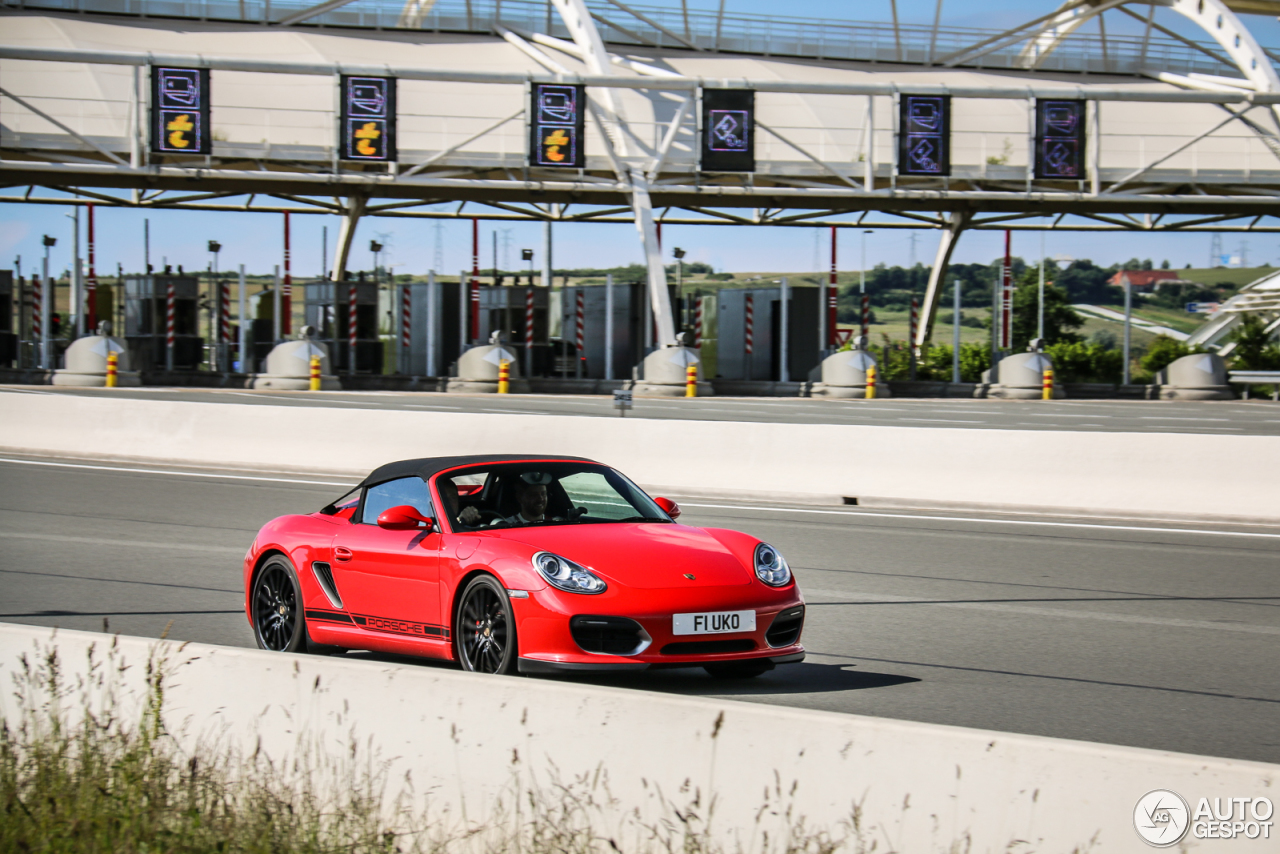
left=359, top=454, right=597, bottom=488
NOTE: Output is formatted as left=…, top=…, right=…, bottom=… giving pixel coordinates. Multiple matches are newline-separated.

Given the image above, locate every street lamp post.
left=41, top=235, right=55, bottom=369
left=672, top=247, right=686, bottom=330
left=208, top=240, right=222, bottom=370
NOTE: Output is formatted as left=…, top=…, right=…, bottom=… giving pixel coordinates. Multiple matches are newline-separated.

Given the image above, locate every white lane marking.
left=678, top=502, right=1280, bottom=539
left=0, top=531, right=246, bottom=554
left=1139, top=416, right=1231, bottom=422
left=801, top=586, right=1280, bottom=636
left=405, top=404, right=461, bottom=410
left=224, top=392, right=379, bottom=406
left=898, top=418, right=986, bottom=424
left=0, top=457, right=355, bottom=487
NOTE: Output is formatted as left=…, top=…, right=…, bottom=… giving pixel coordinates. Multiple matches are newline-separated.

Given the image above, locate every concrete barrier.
left=2, top=623, right=1274, bottom=852
left=2, top=391, right=1280, bottom=521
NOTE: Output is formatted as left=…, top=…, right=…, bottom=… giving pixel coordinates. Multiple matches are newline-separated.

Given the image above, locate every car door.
left=330, top=476, right=446, bottom=642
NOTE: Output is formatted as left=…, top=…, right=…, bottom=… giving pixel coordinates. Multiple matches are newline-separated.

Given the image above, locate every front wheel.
left=455, top=575, right=518, bottom=675
left=252, top=556, right=306, bottom=653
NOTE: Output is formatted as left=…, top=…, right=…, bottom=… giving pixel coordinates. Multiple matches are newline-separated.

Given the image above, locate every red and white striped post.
left=281, top=211, right=293, bottom=336
left=400, top=285, right=411, bottom=374
left=165, top=279, right=176, bottom=371
left=860, top=293, right=870, bottom=340
left=744, top=292, right=754, bottom=380
left=86, top=203, right=98, bottom=333
left=347, top=282, right=358, bottom=374
left=219, top=279, right=231, bottom=370
left=693, top=296, right=703, bottom=349
left=524, top=287, right=534, bottom=377
left=574, top=290, right=585, bottom=378
left=31, top=275, right=42, bottom=342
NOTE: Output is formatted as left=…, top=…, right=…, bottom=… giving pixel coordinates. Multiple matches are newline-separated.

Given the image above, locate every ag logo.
left=1134, top=789, right=1190, bottom=847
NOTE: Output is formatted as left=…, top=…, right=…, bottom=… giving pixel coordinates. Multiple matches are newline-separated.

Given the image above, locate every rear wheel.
left=455, top=575, right=518, bottom=675
left=252, top=556, right=305, bottom=653
left=704, top=660, right=774, bottom=679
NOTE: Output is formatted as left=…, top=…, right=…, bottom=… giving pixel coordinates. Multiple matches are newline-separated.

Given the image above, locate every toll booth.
left=718, top=286, right=820, bottom=381
left=0, top=271, right=14, bottom=367
left=123, top=275, right=202, bottom=370
left=303, top=280, right=382, bottom=373
left=552, top=282, right=683, bottom=380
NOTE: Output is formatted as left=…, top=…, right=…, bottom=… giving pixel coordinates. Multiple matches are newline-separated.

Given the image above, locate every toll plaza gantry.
left=5, top=0, right=1280, bottom=358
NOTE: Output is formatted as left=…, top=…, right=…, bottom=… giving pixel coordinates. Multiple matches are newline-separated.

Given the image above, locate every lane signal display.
left=340, top=75, right=397, bottom=162
left=151, top=67, right=211, bottom=155
left=1035, top=99, right=1086, bottom=179
left=701, top=89, right=755, bottom=173
left=898, top=94, right=950, bottom=176
left=529, top=83, right=586, bottom=168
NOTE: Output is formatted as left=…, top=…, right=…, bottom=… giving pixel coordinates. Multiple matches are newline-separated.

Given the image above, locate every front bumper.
left=512, top=584, right=805, bottom=671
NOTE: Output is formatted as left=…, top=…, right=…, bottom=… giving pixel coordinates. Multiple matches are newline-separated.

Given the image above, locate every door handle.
left=334, top=546, right=353, bottom=561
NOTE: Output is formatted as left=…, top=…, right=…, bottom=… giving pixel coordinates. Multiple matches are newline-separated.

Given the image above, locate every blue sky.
left=4, top=1, right=1278, bottom=277
left=4, top=205, right=1267, bottom=279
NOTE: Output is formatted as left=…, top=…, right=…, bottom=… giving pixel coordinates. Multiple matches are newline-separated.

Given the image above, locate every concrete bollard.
left=309, top=355, right=321, bottom=392
left=105, top=351, right=118, bottom=388
left=685, top=363, right=697, bottom=398
left=498, top=360, right=510, bottom=394
left=1042, top=368, right=1054, bottom=401
left=865, top=365, right=877, bottom=399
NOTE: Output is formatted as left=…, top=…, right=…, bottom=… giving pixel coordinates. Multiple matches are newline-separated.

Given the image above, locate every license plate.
left=672, top=610, right=756, bottom=636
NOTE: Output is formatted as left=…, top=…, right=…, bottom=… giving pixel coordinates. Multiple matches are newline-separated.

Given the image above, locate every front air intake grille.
left=661, top=639, right=756, bottom=656
left=570, top=615, right=650, bottom=655
left=765, top=605, right=805, bottom=648
left=311, top=562, right=343, bottom=609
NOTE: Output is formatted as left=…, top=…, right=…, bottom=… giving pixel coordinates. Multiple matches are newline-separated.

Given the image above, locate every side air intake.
left=311, top=562, right=343, bottom=609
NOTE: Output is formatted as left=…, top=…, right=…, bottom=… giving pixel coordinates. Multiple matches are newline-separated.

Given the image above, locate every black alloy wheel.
left=456, top=575, right=518, bottom=675
left=252, top=556, right=305, bottom=653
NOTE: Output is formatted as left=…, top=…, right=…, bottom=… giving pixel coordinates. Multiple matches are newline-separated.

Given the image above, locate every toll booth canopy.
left=123, top=275, right=202, bottom=370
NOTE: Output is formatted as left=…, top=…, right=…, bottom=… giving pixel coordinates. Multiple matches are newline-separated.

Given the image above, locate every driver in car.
left=502, top=471, right=554, bottom=525
left=438, top=478, right=484, bottom=529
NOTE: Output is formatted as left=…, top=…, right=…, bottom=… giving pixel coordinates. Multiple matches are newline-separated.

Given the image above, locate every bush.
left=1229, top=313, right=1280, bottom=370
left=1140, top=335, right=1203, bottom=375
left=1044, top=341, right=1124, bottom=383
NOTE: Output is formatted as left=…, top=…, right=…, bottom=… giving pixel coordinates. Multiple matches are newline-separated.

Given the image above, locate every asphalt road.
left=2, top=452, right=1278, bottom=763
left=7, top=384, right=1280, bottom=435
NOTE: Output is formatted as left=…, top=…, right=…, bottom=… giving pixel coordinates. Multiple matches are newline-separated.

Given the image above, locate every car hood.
left=488, top=522, right=752, bottom=589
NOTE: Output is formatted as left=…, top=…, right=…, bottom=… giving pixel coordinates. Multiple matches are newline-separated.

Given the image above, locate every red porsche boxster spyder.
left=243, top=455, right=805, bottom=677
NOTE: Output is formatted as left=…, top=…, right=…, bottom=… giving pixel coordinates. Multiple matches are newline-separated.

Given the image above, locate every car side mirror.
left=377, top=505, right=436, bottom=532
left=654, top=496, right=681, bottom=520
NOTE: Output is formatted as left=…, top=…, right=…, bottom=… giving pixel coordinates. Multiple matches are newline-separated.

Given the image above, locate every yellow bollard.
left=1042, top=367, right=1054, bottom=400
left=105, top=351, right=118, bottom=388
left=865, top=365, right=877, bottom=400
left=685, top=363, right=697, bottom=397
left=309, top=355, right=321, bottom=392
left=498, top=360, right=510, bottom=394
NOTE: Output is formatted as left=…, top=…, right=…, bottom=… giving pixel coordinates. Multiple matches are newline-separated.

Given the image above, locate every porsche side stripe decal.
left=304, top=608, right=449, bottom=639
left=351, top=613, right=450, bottom=639
left=305, top=609, right=354, bottom=624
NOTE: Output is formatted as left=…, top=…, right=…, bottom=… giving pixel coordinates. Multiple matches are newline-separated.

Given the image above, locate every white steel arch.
left=1020, top=1, right=1280, bottom=105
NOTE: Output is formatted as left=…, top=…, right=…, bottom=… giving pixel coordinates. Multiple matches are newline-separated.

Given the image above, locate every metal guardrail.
left=1228, top=371, right=1280, bottom=382
left=0, top=0, right=1269, bottom=80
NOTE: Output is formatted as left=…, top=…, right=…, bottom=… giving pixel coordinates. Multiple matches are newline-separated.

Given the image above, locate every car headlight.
left=754, top=543, right=792, bottom=587
left=533, top=552, right=607, bottom=594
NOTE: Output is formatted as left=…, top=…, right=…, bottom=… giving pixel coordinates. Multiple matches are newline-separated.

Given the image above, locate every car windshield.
left=436, top=462, right=669, bottom=530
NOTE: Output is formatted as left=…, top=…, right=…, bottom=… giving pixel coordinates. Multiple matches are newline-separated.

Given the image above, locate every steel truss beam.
left=9, top=189, right=1280, bottom=233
